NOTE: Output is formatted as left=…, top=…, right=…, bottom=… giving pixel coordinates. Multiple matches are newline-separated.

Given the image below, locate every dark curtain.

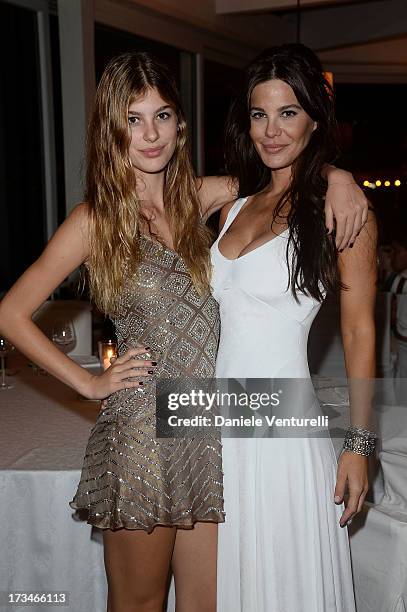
left=0, top=2, right=46, bottom=292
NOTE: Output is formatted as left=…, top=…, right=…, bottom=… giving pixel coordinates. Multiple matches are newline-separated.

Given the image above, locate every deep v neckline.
left=217, top=197, right=289, bottom=262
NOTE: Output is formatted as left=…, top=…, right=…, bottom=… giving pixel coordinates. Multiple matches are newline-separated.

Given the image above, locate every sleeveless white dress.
left=211, top=197, right=357, bottom=612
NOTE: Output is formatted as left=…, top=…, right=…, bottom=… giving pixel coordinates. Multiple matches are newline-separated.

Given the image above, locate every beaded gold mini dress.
left=69, top=236, right=225, bottom=531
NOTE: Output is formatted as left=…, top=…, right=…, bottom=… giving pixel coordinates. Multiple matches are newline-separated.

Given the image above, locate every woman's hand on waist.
left=81, top=346, right=156, bottom=400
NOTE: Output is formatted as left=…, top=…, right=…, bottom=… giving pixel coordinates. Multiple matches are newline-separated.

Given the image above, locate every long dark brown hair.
left=224, top=43, right=341, bottom=301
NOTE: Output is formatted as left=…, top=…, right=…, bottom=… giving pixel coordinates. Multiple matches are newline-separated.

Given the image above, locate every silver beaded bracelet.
left=342, top=425, right=377, bottom=457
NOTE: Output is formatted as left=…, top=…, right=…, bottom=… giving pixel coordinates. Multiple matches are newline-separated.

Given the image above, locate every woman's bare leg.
left=103, top=525, right=177, bottom=612
left=171, top=522, right=218, bottom=612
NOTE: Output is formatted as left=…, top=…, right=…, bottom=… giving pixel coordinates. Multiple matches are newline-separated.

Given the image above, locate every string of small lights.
left=362, top=179, right=402, bottom=189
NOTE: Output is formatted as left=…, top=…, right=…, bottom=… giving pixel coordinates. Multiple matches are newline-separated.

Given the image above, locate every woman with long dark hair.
left=210, top=43, right=377, bottom=610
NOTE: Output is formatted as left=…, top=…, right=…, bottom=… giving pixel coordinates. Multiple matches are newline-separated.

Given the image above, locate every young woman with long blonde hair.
left=0, top=51, right=367, bottom=611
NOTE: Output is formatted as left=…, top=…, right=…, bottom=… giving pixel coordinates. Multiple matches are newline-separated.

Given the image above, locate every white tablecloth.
left=1, top=363, right=406, bottom=611
left=0, top=362, right=107, bottom=612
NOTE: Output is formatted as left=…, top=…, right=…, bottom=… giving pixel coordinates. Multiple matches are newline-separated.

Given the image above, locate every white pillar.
left=58, top=0, right=95, bottom=214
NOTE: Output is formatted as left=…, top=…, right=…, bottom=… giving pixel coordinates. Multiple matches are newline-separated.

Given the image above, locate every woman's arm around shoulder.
left=324, top=166, right=369, bottom=250
left=196, top=176, right=239, bottom=221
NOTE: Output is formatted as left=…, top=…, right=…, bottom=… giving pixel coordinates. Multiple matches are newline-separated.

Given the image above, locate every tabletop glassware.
left=0, top=337, right=15, bottom=390
left=51, top=319, right=76, bottom=354
left=98, top=340, right=118, bottom=371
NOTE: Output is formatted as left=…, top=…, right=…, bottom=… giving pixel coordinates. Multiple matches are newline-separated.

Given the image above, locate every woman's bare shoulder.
left=45, top=202, right=92, bottom=267
left=69, top=201, right=92, bottom=228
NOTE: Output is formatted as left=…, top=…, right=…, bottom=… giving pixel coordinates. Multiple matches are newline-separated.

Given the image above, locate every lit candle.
left=98, top=341, right=118, bottom=371
left=104, top=347, right=114, bottom=371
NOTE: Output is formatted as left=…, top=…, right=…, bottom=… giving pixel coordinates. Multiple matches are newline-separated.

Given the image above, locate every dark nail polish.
left=139, top=381, right=144, bottom=386
left=151, top=361, right=157, bottom=366
left=148, top=370, right=154, bottom=374
left=349, top=243, right=354, bottom=248
left=144, top=346, right=150, bottom=350
left=339, top=248, right=344, bottom=253
left=326, top=228, right=330, bottom=234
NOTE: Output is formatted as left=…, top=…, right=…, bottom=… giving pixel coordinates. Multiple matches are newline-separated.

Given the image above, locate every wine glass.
left=0, top=337, right=15, bottom=390
left=51, top=319, right=76, bottom=354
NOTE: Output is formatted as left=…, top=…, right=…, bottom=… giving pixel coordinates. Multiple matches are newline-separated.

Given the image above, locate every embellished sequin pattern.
left=69, top=236, right=224, bottom=531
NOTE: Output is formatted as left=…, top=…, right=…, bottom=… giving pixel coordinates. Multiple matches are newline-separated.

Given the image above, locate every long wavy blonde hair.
left=85, top=52, right=213, bottom=315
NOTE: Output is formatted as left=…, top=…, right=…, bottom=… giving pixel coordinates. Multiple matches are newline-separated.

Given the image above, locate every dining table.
left=0, top=354, right=406, bottom=611
left=0, top=355, right=108, bottom=612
